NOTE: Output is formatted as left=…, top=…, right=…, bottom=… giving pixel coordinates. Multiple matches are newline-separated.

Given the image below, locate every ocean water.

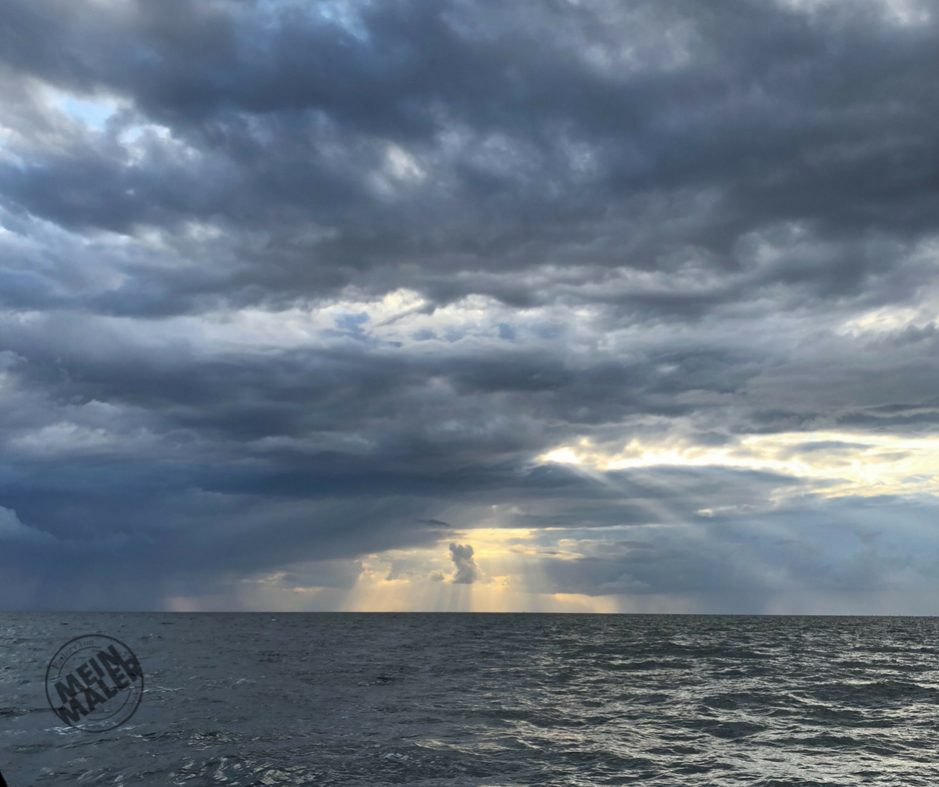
left=2, top=614, right=939, bottom=786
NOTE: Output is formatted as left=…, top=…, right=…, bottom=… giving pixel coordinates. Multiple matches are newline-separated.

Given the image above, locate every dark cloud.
left=1, top=0, right=938, bottom=610
left=0, top=0, right=937, bottom=310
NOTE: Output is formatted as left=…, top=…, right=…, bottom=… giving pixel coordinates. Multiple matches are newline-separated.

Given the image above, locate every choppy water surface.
left=2, top=614, right=939, bottom=785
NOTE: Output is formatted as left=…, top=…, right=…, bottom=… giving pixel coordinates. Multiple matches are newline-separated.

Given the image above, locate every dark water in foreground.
left=2, top=614, right=939, bottom=786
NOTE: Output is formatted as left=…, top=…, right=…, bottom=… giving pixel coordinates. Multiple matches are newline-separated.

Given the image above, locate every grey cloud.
left=529, top=496, right=939, bottom=613
left=0, top=0, right=937, bottom=312
left=1, top=0, right=938, bottom=610
left=449, top=543, right=479, bottom=584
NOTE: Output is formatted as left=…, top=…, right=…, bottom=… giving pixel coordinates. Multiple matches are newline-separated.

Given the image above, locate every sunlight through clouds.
left=2, top=0, right=939, bottom=613
left=538, top=431, right=939, bottom=499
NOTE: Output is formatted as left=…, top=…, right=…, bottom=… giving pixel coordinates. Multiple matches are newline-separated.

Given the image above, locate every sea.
left=2, top=613, right=939, bottom=786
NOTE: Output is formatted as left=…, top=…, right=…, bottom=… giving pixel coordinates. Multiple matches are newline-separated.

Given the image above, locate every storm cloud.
left=1, top=0, right=938, bottom=611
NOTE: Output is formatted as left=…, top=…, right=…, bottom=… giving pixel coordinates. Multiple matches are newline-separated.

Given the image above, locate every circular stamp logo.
left=45, top=634, right=144, bottom=732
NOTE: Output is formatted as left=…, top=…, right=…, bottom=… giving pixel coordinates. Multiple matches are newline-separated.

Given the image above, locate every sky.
left=1, top=0, right=938, bottom=613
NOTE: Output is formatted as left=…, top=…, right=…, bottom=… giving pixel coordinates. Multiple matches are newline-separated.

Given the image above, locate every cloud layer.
left=1, top=0, right=938, bottom=611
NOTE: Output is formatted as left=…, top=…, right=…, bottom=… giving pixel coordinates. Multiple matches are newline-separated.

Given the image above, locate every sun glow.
left=328, top=528, right=617, bottom=613
left=537, top=430, right=939, bottom=498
